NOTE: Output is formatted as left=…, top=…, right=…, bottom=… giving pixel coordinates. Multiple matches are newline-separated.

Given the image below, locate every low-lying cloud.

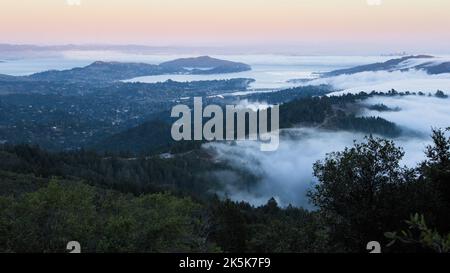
left=303, top=70, right=450, bottom=95
left=360, top=96, right=450, bottom=136
left=203, top=95, right=449, bottom=208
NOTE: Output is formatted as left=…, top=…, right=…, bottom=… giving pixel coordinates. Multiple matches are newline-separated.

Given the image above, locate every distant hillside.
left=0, top=74, right=21, bottom=82
left=22, top=56, right=251, bottom=82
left=323, top=55, right=450, bottom=76
left=94, top=119, right=174, bottom=154
left=95, top=92, right=403, bottom=156
left=416, top=61, right=450, bottom=74
left=28, top=61, right=164, bottom=82
left=159, top=56, right=251, bottom=74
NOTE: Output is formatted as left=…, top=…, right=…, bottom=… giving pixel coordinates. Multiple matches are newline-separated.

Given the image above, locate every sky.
left=1, top=0, right=450, bottom=54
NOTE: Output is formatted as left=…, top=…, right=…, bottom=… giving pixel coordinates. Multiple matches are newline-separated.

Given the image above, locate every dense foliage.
left=0, top=144, right=222, bottom=197
left=308, top=129, right=450, bottom=252
left=0, top=129, right=448, bottom=252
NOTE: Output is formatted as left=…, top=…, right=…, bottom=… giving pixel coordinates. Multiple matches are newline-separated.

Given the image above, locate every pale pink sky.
left=1, top=0, right=450, bottom=53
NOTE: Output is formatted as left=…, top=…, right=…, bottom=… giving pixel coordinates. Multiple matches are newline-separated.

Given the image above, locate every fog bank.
left=203, top=95, right=449, bottom=207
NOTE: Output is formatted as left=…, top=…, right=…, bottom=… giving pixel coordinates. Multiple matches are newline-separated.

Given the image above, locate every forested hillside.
left=1, top=128, right=449, bottom=252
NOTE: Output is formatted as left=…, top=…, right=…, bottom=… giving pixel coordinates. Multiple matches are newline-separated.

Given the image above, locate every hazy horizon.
left=1, top=0, right=450, bottom=55
left=1, top=43, right=449, bottom=57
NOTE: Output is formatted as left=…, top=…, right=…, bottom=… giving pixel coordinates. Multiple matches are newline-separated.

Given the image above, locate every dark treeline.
left=0, top=128, right=449, bottom=252
left=279, top=93, right=401, bottom=137
left=0, top=144, right=222, bottom=197
left=98, top=91, right=417, bottom=155
left=237, top=84, right=332, bottom=104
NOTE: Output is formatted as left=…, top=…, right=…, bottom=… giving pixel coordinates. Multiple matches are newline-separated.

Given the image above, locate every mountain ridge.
left=23, top=56, right=251, bottom=82
left=323, top=55, right=450, bottom=76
